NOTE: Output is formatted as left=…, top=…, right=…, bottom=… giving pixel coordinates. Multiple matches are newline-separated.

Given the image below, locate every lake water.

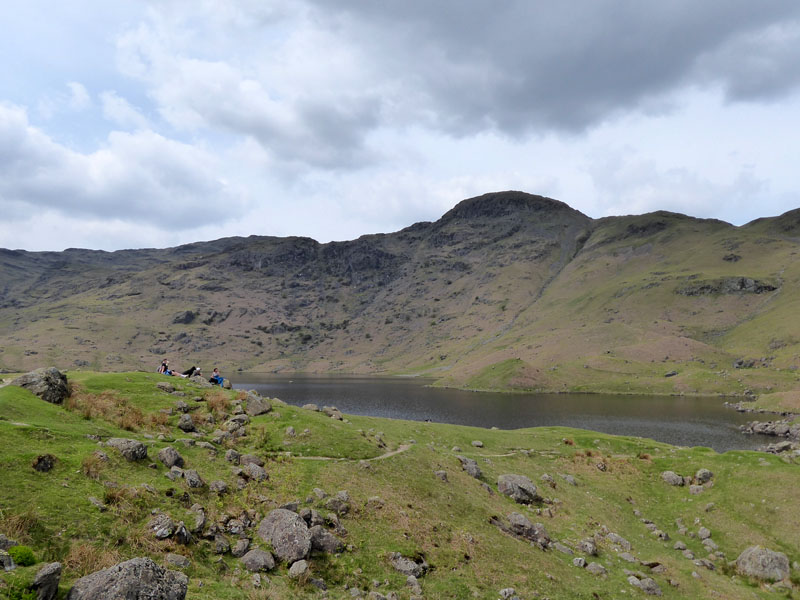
left=233, top=374, right=769, bottom=452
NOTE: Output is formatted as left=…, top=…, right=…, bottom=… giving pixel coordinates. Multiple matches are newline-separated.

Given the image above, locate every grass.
left=0, top=371, right=798, bottom=599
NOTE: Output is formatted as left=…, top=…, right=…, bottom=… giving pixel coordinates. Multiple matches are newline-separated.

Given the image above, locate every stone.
left=661, top=471, right=684, bottom=486
left=586, top=562, right=607, bottom=576
left=173, top=522, right=191, bottom=545
left=698, top=527, right=711, bottom=540
left=736, top=546, right=790, bottom=581
left=288, top=559, right=309, bottom=579
left=434, top=470, right=448, bottom=482
left=243, top=462, right=268, bottom=482
left=695, top=468, right=713, bottom=484
left=240, top=454, right=265, bottom=467
left=0, top=549, right=15, bottom=572
left=225, top=449, right=240, bottom=464
left=32, top=454, right=57, bottom=472
left=508, top=513, right=550, bottom=548
left=209, top=480, right=228, bottom=494
left=149, top=514, right=175, bottom=540
left=606, top=532, right=631, bottom=551
left=619, top=552, right=637, bottom=563
left=309, top=525, right=344, bottom=553
left=573, top=557, right=586, bottom=568
left=456, top=455, right=482, bottom=479
left=165, top=554, right=190, bottom=569
left=88, top=496, right=107, bottom=512
left=578, top=538, right=598, bottom=556
left=497, top=474, right=539, bottom=504
left=157, top=382, right=176, bottom=393
left=560, top=473, right=577, bottom=486
left=325, top=494, right=351, bottom=516
left=33, top=562, right=62, bottom=600
left=471, top=440, right=483, bottom=448
left=245, top=392, right=272, bottom=417
left=552, top=542, right=574, bottom=555
left=257, top=509, right=312, bottom=563
left=689, top=485, right=704, bottom=495
left=11, top=368, right=69, bottom=404
left=0, top=534, right=18, bottom=551
left=241, top=549, right=275, bottom=573
left=214, top=535, right=231, bottom=555
left=177, top=414, right=195, bottom=433
left=165, top=466, right=184, bottom=481
left=106, top=438, right=148, bottom=461
left=184, top=470, right=205, bottom=488
left=629, top=576, right=662, bottom=596
left=389, top=553, right=428, bottom=578
left=322, top=406, right=343, bottom=420
left=232, top=538, right=250, bottom=558
left=158, top=447, right=184, bottom=469
left=66, top=557, right=187, bottom=600
left=302, top=404, right=319, bottom=411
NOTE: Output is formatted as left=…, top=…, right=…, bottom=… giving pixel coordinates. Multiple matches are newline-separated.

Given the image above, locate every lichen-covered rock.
left=66, top=557, right=187, bottom=600
left=694, top=468, right=713, bottom=484
left=177, top=414, right=195, bottom=433
left=309, top=525, right=344, bottom=554
left=243, top=462, right=268, bottom=482
left=508, top=513, right=549, bottom=548
left=456, top=455, right=482, bottom=479
left=245, top=392, right=272, bottom=417
left=661, top=471, right=684, bottom=486
left=158, top=447, right=184, bottom=469
left=184, top=470, right=205, bottom=488
left=241, top=549, right=275, bottom=572
left=11, top=367, right=69, bottom=404
left=736, top=546, right=790, bottom=581
left=149, top=514, right=175, bottom=540
left=288, top=559, right=309, bottom=579
left=257, top=509, right=311, bottom=563
left=497, top=474, right=539, bottom=504
left=389, top=553, right=428, bottom=578
left=33, top=562, right=62, bottom=600
left=106, top=438, right=148, bottom=461
left=0, top=534, right=18, bottom=551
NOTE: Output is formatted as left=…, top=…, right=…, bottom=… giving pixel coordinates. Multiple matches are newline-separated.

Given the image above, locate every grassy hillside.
left=1, top=372, right=798, bottom=599
left=1, top=192, right=800, bottom=406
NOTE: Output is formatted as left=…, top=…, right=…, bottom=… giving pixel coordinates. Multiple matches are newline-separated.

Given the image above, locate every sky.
left=2, top=1, right=800, bottom=252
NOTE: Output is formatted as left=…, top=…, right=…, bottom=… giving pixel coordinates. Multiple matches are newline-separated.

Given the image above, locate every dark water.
left=233, top=374, right=769, bottom=452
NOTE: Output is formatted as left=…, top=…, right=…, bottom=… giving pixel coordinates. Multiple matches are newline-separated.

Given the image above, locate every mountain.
left=2, top=191, right=800, bottom=399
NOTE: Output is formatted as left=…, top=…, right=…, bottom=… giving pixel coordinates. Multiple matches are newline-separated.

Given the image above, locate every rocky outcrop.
left=244, top=392, right=271, bottom=417
left=736, top=546, right=790, bottom=581
left=389, top=552, right=429, bottom=578
left=106, top=438, right=148, bottom=461
left=66, top=557, right=188, bottom=600
left=33, top=562, right=62, bottom=600
left=497, top=474, right=539, bottom=504
left=11, top=368, right=69, bottom=404
left=257, top=509, right=311, bottom=563
left=456, top=455, right=482, bottom=479
left=158, top=447, right=184, bottom=469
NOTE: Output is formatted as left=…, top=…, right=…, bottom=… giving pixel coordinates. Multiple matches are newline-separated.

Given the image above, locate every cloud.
left=67, top=82, right=91, bottom=110
left=100, top=90, right=151, bottom=130
left=0, top=103, right=246, bottom=228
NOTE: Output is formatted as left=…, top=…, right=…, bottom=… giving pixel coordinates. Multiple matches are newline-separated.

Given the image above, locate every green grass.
left=1, top=372, right=798, bottom=599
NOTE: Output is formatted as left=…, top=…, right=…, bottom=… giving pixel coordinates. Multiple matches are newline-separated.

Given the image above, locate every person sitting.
left=158, top=359, right=173, bottom=376
left=209, top=368, right=224, bottom=387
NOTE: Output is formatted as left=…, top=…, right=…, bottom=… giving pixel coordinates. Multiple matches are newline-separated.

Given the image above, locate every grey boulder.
left=257, top=509, right=312, bottom=563
left=66, top=557, right=187, bottom=600
left=456, top=455, right=482, bottom=479
left=497, top=474, right=540, bottom=504
left=245, top=392, right=272, bottom=417
left=736, top=546, right=790, bottom=581
left=309, top=525, right=344, bottom=553
left=158, top=447, right=184, bottom=469
left=389, top=552, right=428, bottom=578
left=11, top=367, right=69, bottom=404
left=106, top=438, right=148, bottom=461
left=33, top=562, right=62, bottom=600
left=241, top=549, right=275, bottom=572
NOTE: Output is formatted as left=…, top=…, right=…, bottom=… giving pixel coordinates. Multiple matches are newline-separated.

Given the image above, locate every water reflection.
left=233, top=374, right=769, bottom=452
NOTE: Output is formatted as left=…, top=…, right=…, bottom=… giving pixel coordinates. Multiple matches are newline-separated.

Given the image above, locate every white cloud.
left=100, top=90, right=150, bottom=130
left=67, top=82, right=91, bottom=110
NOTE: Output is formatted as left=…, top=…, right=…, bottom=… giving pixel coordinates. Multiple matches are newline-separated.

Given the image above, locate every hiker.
left=209, top=367, right=224, bottom=387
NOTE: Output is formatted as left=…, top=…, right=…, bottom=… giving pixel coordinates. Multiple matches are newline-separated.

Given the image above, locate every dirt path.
left=291, top=443, right=412, bottom=462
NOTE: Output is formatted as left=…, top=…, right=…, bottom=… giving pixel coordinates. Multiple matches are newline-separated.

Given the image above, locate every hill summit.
left=1, top=191, right=799, bottom=403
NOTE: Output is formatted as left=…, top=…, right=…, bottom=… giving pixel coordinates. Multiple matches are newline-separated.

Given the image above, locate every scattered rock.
left=628, top=575, right=662, bottom=596
left=149, top=514, right=175, bottom=540
left=245, top=392, right=271, bottom=417
left=661, top=471, right=684, bottom=486
left=158, top=447, right=184, bottom=469
left=434, top=470, right=448, bottom=482
left=288, top=559, right=309, bottom=579
left=578, top=538, right=598, bottom=556
left=0, top=535, right=18, bottom=551
left=736, top=546, right=790, bottom=581
left=689, top=485, right=704, bottom=495
left=586, top=562, right=607, bottom=576
left=0, top=549, right=15, bottom=572
left=309, top=525, right=344, bottom=554
left=240, top=454, right=264, bottom=467
left=11, top=368, right=69, bottom=404
left=389, top=553, right=428, bottom=578
left=325, top=492, right=351, bottom=516
left=232, top=539, right=250, bottom=558
left=106, top=438, right=148, bottom=461
left=302, top=403, right=319, bottom=411
left=33, top=562, right=62, bottom=600
left=156, top=382, right=176, bottom=393
left=508, top=513, right=550, bottom=548
left=66, top=557, right=188, bottom=600
left=214, top=535, right=231, bottom=555
left=322, top=406, right=343, bottom=420
left=694, top=468, right=713, bottom=484
left=573, top=557, right=586, bottom=568
left=606, top=533, right=631, bottom=551
left=257, top=509, right=312, bottom=563
left=165, top=554, right=190, bottom=569
left=173, top=522, right=191, bottom=545
left=552, top=542, right=574, bottom=555
left=243, top=462, right=268, bottom=482
left=560, top=473, right=577, bottom=486
left=241, top=549, right=275, bottom=573
left=497, top=474, right=540, bottom=504
left=456, top=455, right=482, bottom=479
left=177, top=414, right=195, bottom=433
left=471, top=440, right=483, bottom=448
left=209, top=480, right=228, bottom=494
left=225, top=449, right=240, bottom=464
left=183, top=470, right=205, bottom=488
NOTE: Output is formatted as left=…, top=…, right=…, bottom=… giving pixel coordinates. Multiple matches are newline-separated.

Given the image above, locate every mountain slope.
left=1, top=191, right=799, bottom=399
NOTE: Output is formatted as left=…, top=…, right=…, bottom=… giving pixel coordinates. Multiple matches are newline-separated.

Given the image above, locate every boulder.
left=232, top=538, right=250, bottom=558
left=243, top=463, right=268, bottom=482
left=586, top=562, right=607, bottom=576
left=149, top=514, right=175, bottom=540
left=241, top=549, right=275, bottom=573
left=434, top=470, right=448, bottom=482
left=33, top=562, right=62, bottom=600
left=0, top=549, right=15, bottom=571
left=508, top=512, right=550, bottom=548
left=288, top=559, right=309, bottom=579
left=694, top=468, right=713, bottom=484
left=156, top=382, right=176, bottom=393
left=189, top=375, right=213, bottom=388
left=32, top=454, right=57, bottom=472
left=661, top=471, right=684, bottom=486
left=257, top=509, right=312, bottom=563
left=736, top=546, right=790, bottom=581
left=497, top=474, right=540, bottom=504
left=245, top=392, right=272, bottom=417
left=389, top=553, right=428, bottom=578
left=322, top=406, right=343, bottom=420
left=165, top=554, right=190, bottom=569
left=0, top=534, right=18, bottom=551
left=66, top=557, right=187, bottom=600
left=106, top=438, right=148, bottom=461
left=184, top=470, right=205, bottom=488
left=177, top=414, right=195, bottom=433
left=606, top=533, right=631, bottom=551
left=209, top=480, right=228, bottom=494
left=158, top=447, right=184, bottom=469
left=11, top=368, right=69, bottom=404
left=302, top=404, right=319, bottom=411
left=309, top=525, right=344, bottom=553
left=456, top=455, right=482, bottom=479
left=578, top=538, right=598, bottom=556
left=240, top=454, right=264, bottom=467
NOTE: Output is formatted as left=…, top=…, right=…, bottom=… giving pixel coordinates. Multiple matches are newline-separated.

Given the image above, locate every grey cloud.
left=305, top=0, right=800, bottom=134
left=0, top=104, right=243, bottom=227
